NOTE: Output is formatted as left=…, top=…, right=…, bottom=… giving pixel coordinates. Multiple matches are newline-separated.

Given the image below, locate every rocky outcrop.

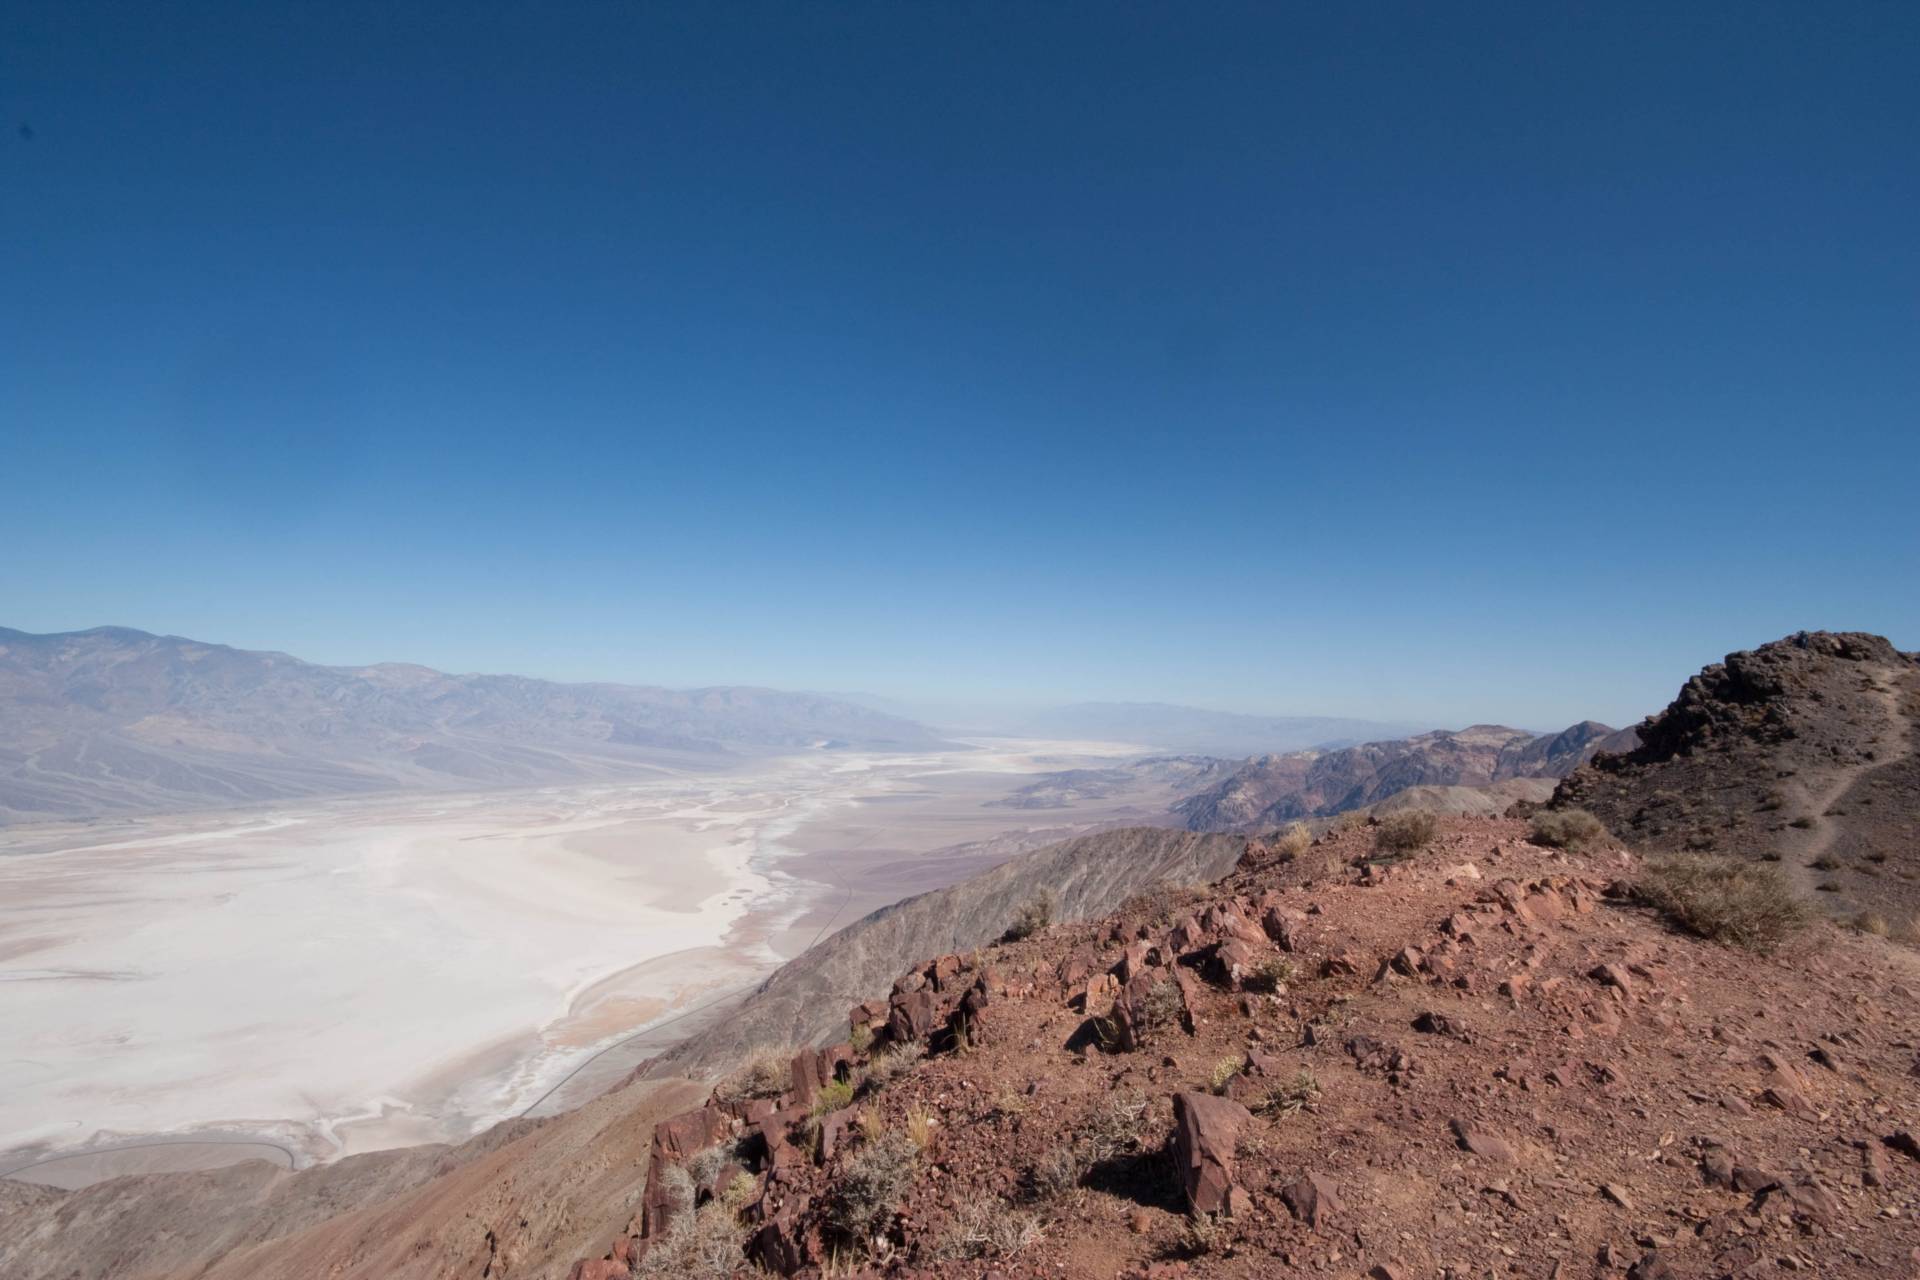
left=645, top=828, right=1248, bottom=1080
left=1554, top=630, right=1920, bottom=917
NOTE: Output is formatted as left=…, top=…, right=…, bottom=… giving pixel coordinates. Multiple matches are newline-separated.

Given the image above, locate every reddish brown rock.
left=1279, top=1171, right=1342, bottom=1231
left=1450, top=1117, right=1518, bottom=1164
left=1171, top=1092, right=1251, bottom=1214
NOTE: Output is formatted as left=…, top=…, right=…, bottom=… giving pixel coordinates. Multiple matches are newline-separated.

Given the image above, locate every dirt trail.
left=1774, top=672, right=1913, bottom=896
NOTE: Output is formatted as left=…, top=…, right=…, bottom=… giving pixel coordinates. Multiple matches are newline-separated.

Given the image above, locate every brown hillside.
left=564, top=816, right=1920, bottom=1279
left=1554, top=632, right=1920, bottom=920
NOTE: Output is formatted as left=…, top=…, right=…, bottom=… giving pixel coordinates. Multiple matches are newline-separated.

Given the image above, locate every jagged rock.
left=1589, top=963, right=1633, bottom=997
left=1083, top=972, right=1120, bottom=1015
left=1171, top=1092, right=1251, bottom=1214
left=887, top=989, right=941, bottom=1043
left=1278, top=1171, right=1342, bottom=1231
left=1209, top=938, right=1260, bottom=988
left=1450, top=1117, right=1518, bottom=1164
left=748, top=1194, right=816, bottom=1273
left=1412, top=1010, right=1472, bottom=1041
left=1261, top=904, right=1306, bottom=951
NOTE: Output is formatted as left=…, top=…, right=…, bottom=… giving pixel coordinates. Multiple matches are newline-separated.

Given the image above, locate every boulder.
left=1450, top=1117, right=1518, bottom=1164
left=1171, top=1092, right=1251, bottom=1214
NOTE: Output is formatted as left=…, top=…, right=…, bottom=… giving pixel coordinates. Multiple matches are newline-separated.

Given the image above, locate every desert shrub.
left=1130, top=977, right=1185, bottom=1045
left=1246, top=954, right=1294, bottom=993
left=864, top=1039, right=926, bottom=1090
left=1254, top=1069, right=1321, bottom=1117
left=1330, top=809, right=1372, bottom=833
left=1855, top=911, right=1890, bottom=936
left=849, top=1021, right=873, bottom=1054
left=929, top=1198, right=1045, bottom=1260
left=1003, top=890, right=1057, bottom=942
left=1373, top=810, right=1437, bottom=854
left=1029, top=1089, right=1151, bottom=1200
left=1208, top=1054, right=1245, bottom=1095
left=1273, top=822, right=1312, bottom=858
left=1789, top=816, right=1816, bottom=829
left=713, top=1046, right=791, bottom=1104
left=1808, top=854, right=1841, bottom=871
left=1529, top=808, right=1608, bottom=851
left=685, top=1141, right=737, bottom=1189
left=829, top=1130, right=919, bottom=1249
left=634, top=1164, right=748, bottom=1279
left=1638, top=856, right=1814, bottom=953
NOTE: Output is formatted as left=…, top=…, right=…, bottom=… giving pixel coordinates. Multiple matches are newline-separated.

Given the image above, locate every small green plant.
left=1208, top=1054, right=1245, bottom=1095
left=1528, top=807, right=1609, bottom=851
left=1246, top=954, right=1294, bottom=993
left=1003, top=890, right=1057, bottom=942
left=849, top=1021, right=873, bottom=1054
left=810, top=1077, right=855, bottom=1120
left=1255, top=1069, right=1321, bottom=1116
left=1638, top=855, right=1814, bottom=953
left=1373, top=810, right=1437, bottom=854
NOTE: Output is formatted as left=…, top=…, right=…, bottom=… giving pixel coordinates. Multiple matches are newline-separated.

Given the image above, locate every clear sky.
left=4, top=2, right=1916, bottom=729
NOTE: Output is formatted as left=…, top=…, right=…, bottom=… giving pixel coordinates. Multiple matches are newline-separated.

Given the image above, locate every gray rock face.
left=647, top=826, right=1248, bottom=1079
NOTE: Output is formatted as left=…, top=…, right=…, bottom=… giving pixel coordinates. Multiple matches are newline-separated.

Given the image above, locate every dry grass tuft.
left=1638, top=855, right=1815, bottom=953
left=929, top=1198, right=1045, bottom=1260
left=1528, top=807, right=1609, bottom=851
left=1273, top=822, right=1312, bottom=858
left=713, top=1046, right=791, bottom=1104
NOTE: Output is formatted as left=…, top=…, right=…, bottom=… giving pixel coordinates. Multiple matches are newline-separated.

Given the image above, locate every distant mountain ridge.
left=0, top=626, right=947, bottom=825
left=1174, top=720, right=1635, bottom=830
left=997, top=702, right=1430, bottom=756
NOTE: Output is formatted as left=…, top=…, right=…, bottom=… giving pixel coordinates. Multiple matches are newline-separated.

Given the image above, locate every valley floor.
left=0, top=738, right=1179, bottom=1187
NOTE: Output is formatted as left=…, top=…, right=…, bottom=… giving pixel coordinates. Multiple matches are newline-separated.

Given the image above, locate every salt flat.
left=0, top=739, right=1173, bottom=1184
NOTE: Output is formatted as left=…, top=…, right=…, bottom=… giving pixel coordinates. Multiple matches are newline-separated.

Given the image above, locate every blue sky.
left=4, top=1, right=1916, bottom=728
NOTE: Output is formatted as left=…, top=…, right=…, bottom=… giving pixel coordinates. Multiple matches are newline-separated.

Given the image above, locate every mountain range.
left=0, top=626, right=948, bottom=825
left=1174, top=720, right=1637, bottom=830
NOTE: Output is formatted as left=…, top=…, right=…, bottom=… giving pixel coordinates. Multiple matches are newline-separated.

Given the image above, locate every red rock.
left=1170, top=1092, right=1251, bottom=1214
left=1886, top=1131, right=1920, bottom=1161
left=1589, top=963, right=1633, bottom=997
left=1209, top=938, right=1260, bottom=988
left=1278, top=1171, right=1342, bottom=1231
left=887, top=989, right=941, bottom=1043
left=1450, top=1117, right=1518, bottom=1164
left=1261, top=905, right=1306, bottom=951
left=568, top=1259, right=630, bottom=1280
